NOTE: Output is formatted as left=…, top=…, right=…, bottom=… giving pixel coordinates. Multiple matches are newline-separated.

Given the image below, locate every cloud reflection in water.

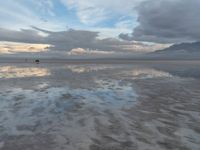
left=0, top=66, right=50, bottom=79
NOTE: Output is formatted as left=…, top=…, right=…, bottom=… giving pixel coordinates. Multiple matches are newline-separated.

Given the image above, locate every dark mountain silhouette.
left=155, top=41, right=200, bottom=53
left=142, top=41, right=200, bottom=60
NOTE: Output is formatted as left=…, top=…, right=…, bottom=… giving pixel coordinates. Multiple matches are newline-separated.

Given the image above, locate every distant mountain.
left=145, top=41, right=200, bottom=60
left=155, top=41, right=200, bottom=53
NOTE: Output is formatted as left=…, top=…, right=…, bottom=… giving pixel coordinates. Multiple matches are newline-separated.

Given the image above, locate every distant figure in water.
left=35, top=59, right=40, bottom=64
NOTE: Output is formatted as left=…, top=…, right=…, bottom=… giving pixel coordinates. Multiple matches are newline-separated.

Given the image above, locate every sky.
left=0, top=0, right=199, bottom=58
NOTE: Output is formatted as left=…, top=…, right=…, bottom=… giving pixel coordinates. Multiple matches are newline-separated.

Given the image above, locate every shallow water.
left=0, top=61, right=199, bottom=150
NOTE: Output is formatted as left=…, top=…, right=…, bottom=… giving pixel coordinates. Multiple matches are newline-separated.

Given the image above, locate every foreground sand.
left=0, top=62, right=199, bottom=150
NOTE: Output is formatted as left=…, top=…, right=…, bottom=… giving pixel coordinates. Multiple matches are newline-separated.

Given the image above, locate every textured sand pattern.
left=0, top=62, right=199, bottom=150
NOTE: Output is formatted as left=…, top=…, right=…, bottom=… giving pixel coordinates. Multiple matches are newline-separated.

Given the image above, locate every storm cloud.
left=0, top=28, right=44, bottom=44
left=119, top=0, right=200, bottom=43
left=0, top=27, right=165, bottom=53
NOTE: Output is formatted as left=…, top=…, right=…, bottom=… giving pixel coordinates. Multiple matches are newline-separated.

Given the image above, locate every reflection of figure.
left=35, top=59, right=40, bottom=64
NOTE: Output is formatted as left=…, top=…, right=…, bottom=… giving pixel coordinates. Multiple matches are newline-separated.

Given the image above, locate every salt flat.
left=0, top=61, right=199, bottom=150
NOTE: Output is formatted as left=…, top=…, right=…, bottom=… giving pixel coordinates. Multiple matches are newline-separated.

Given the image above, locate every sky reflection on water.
left=0, top=62, right=199, bottom=150
left=0, top=66, right=50, bottom=79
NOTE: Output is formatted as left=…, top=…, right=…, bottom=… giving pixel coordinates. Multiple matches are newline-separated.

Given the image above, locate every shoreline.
left=0, top=59, right=200, bottom=64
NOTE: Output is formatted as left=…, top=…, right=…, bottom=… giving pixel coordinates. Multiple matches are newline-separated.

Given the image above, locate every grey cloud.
left=32, top=26, right=140, bottom=51
left=0, top=27, right=99, bottom=51
left=0, top=28, right=44, bottom=43
left=41, top=28, right=99, bottom=51
left=119, top=0, right=200, bottom=43
left=0, top=27, right=158, bottom=52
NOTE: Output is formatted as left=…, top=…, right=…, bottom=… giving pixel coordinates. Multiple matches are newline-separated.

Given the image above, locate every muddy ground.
left=0, top=61, right=199, bottom=150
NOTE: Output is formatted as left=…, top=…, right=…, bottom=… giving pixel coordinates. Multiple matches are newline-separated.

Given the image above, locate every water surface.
left=0, top=61, right=199, bottom=150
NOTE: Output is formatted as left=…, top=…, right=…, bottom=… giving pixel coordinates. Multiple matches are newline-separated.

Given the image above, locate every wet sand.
left=0, top=62, right=199, bottom=150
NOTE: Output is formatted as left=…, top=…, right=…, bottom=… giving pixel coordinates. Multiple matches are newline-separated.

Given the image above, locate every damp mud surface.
left=0, top=61, right=199, bottom=150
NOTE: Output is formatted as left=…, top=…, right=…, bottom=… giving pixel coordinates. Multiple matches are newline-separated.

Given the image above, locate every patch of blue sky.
left=36, top=1, right=91, bottom=30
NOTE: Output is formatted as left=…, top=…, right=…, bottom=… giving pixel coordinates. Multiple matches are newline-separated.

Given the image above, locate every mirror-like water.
left=0, top=61, right=199, bottom=150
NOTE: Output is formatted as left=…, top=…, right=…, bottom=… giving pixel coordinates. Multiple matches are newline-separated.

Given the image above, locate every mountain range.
left=145, top=41, right=200, bottom=60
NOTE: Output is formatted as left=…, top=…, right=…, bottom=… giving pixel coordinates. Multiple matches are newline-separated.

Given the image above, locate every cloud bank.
left=119, top=0, right=200, bottom=43
left=0, top=27, right=166, bottom=54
